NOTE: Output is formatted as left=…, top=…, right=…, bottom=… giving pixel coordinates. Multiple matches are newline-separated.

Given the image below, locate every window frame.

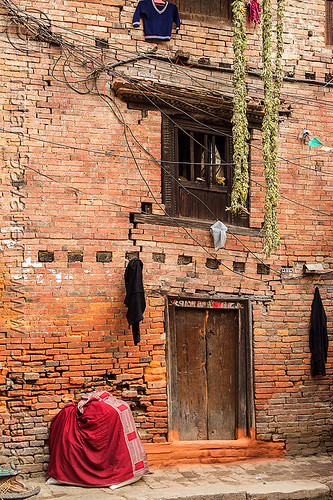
left=173, top=0, right=232, bottom=22
left=161, top=117, right=250, bottom=226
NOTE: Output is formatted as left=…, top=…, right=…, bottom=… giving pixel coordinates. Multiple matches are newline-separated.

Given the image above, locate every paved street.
left=23, top=454, right=333, bottom=500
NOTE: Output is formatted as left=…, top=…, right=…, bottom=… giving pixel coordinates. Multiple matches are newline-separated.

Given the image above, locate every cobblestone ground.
left=21, top=454, right=333, bottom=500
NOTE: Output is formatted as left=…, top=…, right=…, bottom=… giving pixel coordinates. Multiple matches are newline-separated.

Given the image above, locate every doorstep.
left=144, top=438, right=286, bottom=468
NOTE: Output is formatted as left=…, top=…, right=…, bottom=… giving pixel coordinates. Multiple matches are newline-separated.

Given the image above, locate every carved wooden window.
left=162, top=118, right=249, bottom=226
left=327, top=0, right=333, bottom=45
left=174, top=0, right=232, bottom=20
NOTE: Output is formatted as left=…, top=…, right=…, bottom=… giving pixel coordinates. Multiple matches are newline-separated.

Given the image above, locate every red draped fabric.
left=47, top=391, right=150, bottom=486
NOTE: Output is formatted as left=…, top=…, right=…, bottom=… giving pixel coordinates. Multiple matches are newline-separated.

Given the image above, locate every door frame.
left=165, top=294, right=255, bottom=441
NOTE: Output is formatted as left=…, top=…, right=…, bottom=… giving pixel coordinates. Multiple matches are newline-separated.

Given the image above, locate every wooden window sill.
left=131, top=213, right=264, bottom=238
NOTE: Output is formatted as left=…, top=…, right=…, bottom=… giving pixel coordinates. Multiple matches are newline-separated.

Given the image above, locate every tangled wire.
left=1, top=0, right=152, bottom=95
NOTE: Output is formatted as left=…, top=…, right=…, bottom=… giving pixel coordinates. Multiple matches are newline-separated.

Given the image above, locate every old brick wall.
left=0, top=0, right=332, bottom=473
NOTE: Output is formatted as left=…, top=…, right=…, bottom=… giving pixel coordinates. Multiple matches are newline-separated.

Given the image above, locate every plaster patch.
left=12, top=274, right=27, bottom=280
left=1, top=226, right=24, bottom=234
left=3, top=240, right=21, bottom=249
left=22, top=257, right=42, bottom=268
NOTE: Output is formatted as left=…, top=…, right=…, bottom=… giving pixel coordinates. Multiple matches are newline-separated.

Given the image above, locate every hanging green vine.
left=231, top=0, right=249, bottom=214
left=261, top=0, right=285, bottom=256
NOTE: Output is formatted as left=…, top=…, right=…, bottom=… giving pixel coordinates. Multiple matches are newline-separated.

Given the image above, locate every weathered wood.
left=161, top=116, right=178, bottom=217
left=112, top=80, right=266, bottom=126
left=206, top=309, right=237, bottom=439
left=174, top=0, right=232, bottom=21
left=171, top=305, right=244, bottom=441
left=167, top=304, right=179, bottom=437
left=132, top=212, right=264, bottom=237
left=179, top=184, right=230, bottom=221
left=175, top=308, right=208, bottom=440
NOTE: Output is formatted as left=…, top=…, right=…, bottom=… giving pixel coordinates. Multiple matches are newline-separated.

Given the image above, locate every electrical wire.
left=284, top=74, right=333, bottom=108
left=95, top=84, right=281, bottom=282
left=41, top=25, right=333, bottom=108
left=2, top=124, right=332, bottom=220
left=3, top=0, right=333, bottom=110
left=1, top=0, right=332, bottom=275
left=55, top=31, right=333, bottom=110
left=3, top=0, right=333, bottom=136
left=3, top=126, right=281, bottom=281
left=1, top=124, right=281, bottom=277
left=145, top=57, right=333, bottom=168
left=109, top=69, right=333, bottom=178
left=1, top=124, right=332, bottom=173
left=148, top=54, right=333, bottom=110
left=250, top=178, right=332, bottom=217
left=4, top=119, right=331, bottom=281
left=107, top=69, right=333, bottom=218
left=93, top=91, right=283, bottom=276
left=3, top=150, right=136, bottom=211
left=91, top=86, right=331, bottom=277
left=112, top=40, right=333, bottom=106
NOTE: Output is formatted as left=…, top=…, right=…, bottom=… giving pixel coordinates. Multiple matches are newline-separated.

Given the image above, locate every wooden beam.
left=132, top=212, right=264, bottom=238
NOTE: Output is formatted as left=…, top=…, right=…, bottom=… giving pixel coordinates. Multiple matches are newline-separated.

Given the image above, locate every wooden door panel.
left=175, top=308, right=208, bottom=440
left=169, top=299, right=252, bottom=442
left=206, top=310, right=237, bottom=439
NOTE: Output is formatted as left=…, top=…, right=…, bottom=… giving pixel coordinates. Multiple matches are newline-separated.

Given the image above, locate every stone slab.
left=246, top=480, right=331, bottom=500
left=25, top=455, right=333, bottom=500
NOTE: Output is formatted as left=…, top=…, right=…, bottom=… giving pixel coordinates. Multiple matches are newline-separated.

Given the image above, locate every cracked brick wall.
left=0, top=0, right=332, bottom=473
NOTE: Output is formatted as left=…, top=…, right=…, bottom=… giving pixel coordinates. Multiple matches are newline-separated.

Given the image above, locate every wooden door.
left=168, top=301, right=249, bottom=441
left=206, top=309, right=237, bottom=439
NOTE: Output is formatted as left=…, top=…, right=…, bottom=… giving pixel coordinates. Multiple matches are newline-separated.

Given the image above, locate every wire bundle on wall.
left=1, top=0, right=332, bottom=282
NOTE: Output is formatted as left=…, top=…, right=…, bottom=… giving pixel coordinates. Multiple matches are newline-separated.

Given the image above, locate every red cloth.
left=47, top=391, right=149, bottom=486
left=247, top=0, right=261, bottom=27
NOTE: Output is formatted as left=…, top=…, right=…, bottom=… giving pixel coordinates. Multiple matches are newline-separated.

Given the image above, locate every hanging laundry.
left=124, top=258, right=146, bottom=345
left=132, top=0, right=180, bottom=41
left=309, top=287, right=328, bottom=376
left=320, top=145, right=333, bottom=152
left=210, top=220, right=228, bottom=251
left=307, top=137, right=323, bottom=148
left=247, top=0, right=262, bottom=28
left=47, top=391, right=150, bottom=487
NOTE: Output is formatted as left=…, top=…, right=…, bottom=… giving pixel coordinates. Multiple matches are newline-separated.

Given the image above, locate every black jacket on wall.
left=309, top=287, right=328, bottom=376
left=124, top=258, right=146, bottom=345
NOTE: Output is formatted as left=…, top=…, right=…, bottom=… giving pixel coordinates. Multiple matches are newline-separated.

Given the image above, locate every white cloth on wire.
left=210, top=221, right=228, bottom=251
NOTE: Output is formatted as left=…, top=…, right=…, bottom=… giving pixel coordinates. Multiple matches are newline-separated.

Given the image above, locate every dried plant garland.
left=231, top=0, right=249, bottom=214
left=231, top=0, right=284, bottom=256
left=261, top=0, right=284, bottom=256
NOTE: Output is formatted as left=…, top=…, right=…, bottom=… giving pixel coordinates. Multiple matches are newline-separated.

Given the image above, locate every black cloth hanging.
left=124, top=258, right=146, bottom=345
left=309, top=287, right=328, bottom=376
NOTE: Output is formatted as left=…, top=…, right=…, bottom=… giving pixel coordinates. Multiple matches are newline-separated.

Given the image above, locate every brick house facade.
left=0, top=0, right=332, bottom=473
